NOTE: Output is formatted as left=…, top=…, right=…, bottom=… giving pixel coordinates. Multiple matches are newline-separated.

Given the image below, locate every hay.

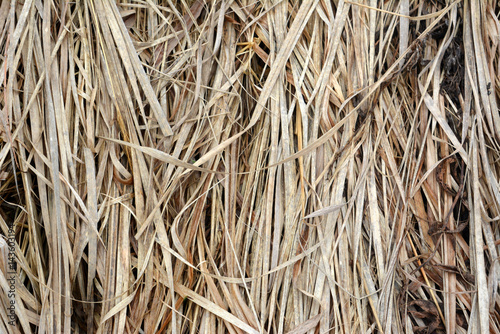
left=0, top=0, right=499, bottom=333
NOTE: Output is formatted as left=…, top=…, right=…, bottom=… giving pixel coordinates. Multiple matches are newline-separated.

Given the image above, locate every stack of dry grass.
left=0, top=0, right=499, bottom=333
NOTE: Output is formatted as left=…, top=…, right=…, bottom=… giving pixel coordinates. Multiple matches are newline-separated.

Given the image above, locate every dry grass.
left=0, top=0, right=499, bottom=333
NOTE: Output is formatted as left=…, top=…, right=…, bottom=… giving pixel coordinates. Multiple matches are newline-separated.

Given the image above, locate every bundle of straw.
left=0, top=1, right=499, bottom=333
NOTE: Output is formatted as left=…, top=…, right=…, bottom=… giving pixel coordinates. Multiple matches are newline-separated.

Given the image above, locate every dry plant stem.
left=407, top=233, right=445, bottom=325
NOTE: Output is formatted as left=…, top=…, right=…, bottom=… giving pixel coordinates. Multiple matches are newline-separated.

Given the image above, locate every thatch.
left=0, top=0, right=499, bottom=333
